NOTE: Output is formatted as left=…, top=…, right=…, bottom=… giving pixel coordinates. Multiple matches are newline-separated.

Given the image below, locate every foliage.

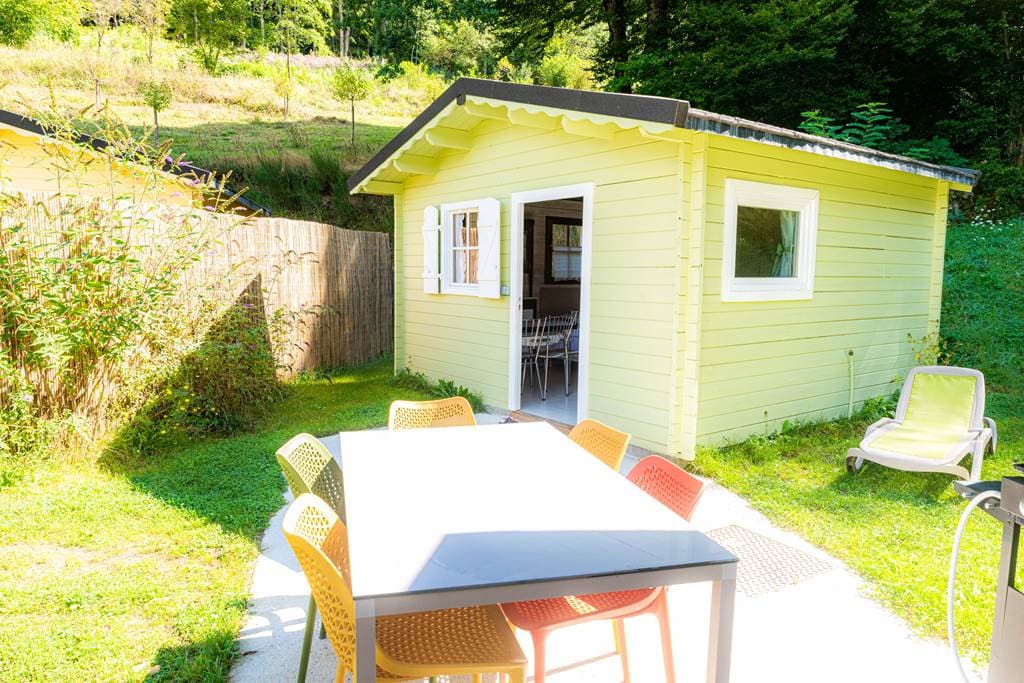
left=941, top=217, right=1024, bottom=395
left=0, top=106, right=305, bottom=468
left=390, top=370, right=486, bottom=412
left=138, top=78, right=173, bottom=113
left=431, top=379, right=485, bottom=412
left=534, top=32, right=593, bottom=89
left=799, top=103, right=965, bottom=166
left=0, top=359, right=431, bottom=680
left=495, top=55, right=532, bottom=83
left=420, top=18, right=496, bottom=78
left=271, top=0, right=332, bottom=55
left=332, top=61, right=372, bottom=102
left=0, top=0, right=80, bottom=46
left=332, top=61, right=373, bottom=144
left=169, top=0, right=248, bottom=74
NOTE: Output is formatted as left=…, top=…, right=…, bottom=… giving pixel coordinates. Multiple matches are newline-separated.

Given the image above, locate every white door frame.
left=507, top=183, right=594, bottom=418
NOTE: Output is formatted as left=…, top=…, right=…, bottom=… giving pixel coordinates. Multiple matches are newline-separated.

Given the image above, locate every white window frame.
left=722, top=179, right=820, bottom=302
left=440, top=199, right=482, bottom=295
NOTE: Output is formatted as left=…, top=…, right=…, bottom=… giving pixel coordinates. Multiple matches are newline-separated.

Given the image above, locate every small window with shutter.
left=436, top=197, right=501, bottom=298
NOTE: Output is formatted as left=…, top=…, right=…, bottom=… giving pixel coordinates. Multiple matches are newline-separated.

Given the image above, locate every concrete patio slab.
left=232, top=417, right=972, bottom=683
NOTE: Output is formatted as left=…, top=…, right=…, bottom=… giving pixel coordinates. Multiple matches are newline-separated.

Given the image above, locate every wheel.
left=846, top=455, right=861, bottom=473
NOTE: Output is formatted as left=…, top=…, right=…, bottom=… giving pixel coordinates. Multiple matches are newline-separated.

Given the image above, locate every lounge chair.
left=846, top=366, right=997, bottom=481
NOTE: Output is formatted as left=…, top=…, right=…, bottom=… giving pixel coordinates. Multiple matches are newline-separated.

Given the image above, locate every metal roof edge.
left=685, top=108, right=979, bottom=188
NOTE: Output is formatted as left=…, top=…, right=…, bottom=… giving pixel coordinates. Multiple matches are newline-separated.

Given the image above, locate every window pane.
left=568, top=225, right=582, bottom=247
left=735, top=206, right=799, bottom=278
left=454, top=247, right=467, bottom=283
left=467, top=247, right=478, bottom=284
left=552, top=246, right=582, bottom=281
left=466, top=211, right=478, bottom=247
left=450, top=210, right=479, bottom=286
left=552, top=225, right=567, bottom=247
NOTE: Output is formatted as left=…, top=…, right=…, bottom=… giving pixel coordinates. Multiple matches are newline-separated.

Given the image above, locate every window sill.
left=721, top=288, right=813, bottom=302
left=439, top=284, right=481, bottom=296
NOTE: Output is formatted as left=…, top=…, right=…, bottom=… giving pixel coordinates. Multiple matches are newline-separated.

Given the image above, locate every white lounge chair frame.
left=846, top=366, right=997, bottom=481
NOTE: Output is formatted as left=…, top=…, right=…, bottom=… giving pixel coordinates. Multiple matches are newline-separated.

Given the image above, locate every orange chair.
left=500, top=456, right=705, bottom=683
left=283, top=493, right=527, bottom=683
left=388, top=397, right=476, bottom=430
left=568, top=418, right=630, bottom=471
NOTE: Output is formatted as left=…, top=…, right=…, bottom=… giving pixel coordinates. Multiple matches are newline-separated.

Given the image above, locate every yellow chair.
left=388, top=397, right=476, bottom=430
left=283, top=493, right=527, bottom=683
left=276, top=433, right=346, bottom=682
left=568, top=419, right=630, bottom=471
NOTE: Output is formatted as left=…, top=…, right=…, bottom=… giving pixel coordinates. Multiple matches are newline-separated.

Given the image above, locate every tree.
left=132, top=0, right=170, bottom=64
left=138, top=79, right=173, bottom=143
left=169, top=0, right=247, bottom=74
left=0, top=0, right=80, bottom=46
left=331, top=63, right=372, bottom=145
left=421, top=19, right=496, bottom=77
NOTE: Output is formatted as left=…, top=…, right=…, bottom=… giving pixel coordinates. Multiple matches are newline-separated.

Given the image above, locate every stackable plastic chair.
left=283, top=494, right=528, bottom=683
left=845, top=366, right=996, bottom=481
left=501, top=455, right=705, bottom=683
left=275, top=433, right=345, bottom=682
left=568, top=418, right=631, bottom=471
left=387, top=397, right=476, bottom=430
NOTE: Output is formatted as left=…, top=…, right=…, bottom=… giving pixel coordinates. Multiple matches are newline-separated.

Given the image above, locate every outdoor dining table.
left=337, top=421, right=739, bottom=682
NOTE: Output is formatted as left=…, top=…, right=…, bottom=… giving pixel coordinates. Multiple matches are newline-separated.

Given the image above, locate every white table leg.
left=706, top=575, right=736, bottom=682
left=355, top=599, right=377, bottom=683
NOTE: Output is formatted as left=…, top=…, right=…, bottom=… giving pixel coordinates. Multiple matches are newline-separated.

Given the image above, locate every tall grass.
left=942, top=215, right=1024, bottom=394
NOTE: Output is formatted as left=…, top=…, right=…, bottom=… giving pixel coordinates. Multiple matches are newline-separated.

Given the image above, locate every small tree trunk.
left=153, top=107, right=159, bottom=145
left=259, top=0, right=266, bottom=44
left=350, top=98, right=355, bottom=145
left=95, top=79, right=101, bottom=108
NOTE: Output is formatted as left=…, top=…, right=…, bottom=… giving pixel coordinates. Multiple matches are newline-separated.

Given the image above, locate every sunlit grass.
left=0, top=359, right=429, bottom=681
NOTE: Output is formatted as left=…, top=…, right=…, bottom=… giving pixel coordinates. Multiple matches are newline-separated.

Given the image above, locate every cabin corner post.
left=679, top=133, right=709, bottom=459
left=927, top=181, right=951, bottom=341
left=667, top=140, right=689, bottom=457
left=393, top=192, right=406, bottom=374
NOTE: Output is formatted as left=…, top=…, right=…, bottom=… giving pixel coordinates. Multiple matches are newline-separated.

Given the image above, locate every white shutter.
left=476, top=197, right=500, bottom=298
left=421, top=205, right=440, bottom=294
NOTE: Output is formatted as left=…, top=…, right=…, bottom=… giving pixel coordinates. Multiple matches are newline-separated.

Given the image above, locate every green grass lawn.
left=0, top=359, right=428, bottom=682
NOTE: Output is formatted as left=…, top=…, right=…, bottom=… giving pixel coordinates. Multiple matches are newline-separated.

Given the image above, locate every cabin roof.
left=348, top=78, right=979, bottom=195
left=0, top=108, right=271, bottom=215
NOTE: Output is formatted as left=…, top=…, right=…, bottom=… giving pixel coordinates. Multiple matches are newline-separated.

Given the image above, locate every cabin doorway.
left=509, top=184, right=593, bottom=425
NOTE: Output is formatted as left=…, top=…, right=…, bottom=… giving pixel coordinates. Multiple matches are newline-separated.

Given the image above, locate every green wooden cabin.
left=348, top=79, right=978, bottom=458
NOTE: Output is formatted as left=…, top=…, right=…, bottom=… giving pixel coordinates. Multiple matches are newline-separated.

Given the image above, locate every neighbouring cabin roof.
left=0, top=108, right=271, bottom=216
left=348, top=78, right=979, bottom=195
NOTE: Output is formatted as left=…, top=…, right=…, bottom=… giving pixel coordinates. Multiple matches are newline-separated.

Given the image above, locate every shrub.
left=420, top=19, right=496, bottom=78
left=534, top=34, right=594, bottom=90
left=0, top=107, right=296, bottom=464
left=389, top=371, right=485, bottom=412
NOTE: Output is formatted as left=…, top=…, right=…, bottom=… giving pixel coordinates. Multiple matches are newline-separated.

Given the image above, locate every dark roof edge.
left=686, top=108, right=980, bottom=188
left=348, top=79, right=980, bottom=193
left=0, top=108, right=271, bottom=215
left=346, top=78, right=690, bottom=191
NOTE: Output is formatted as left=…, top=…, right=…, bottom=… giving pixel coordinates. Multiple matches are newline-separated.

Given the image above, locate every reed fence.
left=199, top=217, right=393, bottom=375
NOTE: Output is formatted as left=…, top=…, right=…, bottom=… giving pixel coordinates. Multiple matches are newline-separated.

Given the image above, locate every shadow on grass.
left=155, top=117, right=400, bottom=230
left=146, top=625, right=241, bottom=682
left=100, top=276, right=287, bottom=540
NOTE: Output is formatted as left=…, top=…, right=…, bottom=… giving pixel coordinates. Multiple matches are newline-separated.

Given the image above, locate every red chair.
left=500, top=455, right=705, bottom=683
